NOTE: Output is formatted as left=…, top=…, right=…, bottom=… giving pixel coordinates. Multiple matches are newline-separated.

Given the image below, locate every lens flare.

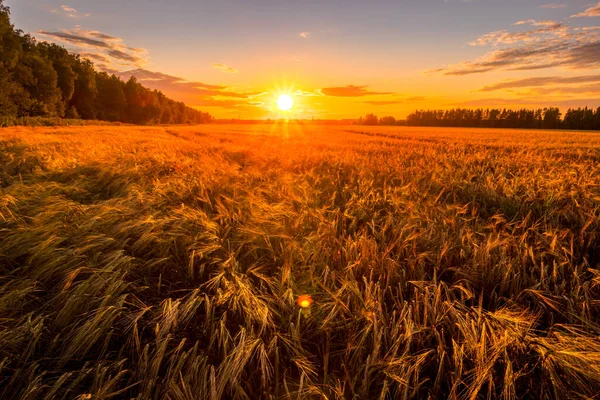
left=297, top=294, right=313, bottom=308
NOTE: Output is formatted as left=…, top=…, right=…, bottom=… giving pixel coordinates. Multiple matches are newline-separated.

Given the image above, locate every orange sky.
left=8, top=0, right=600, bottom=119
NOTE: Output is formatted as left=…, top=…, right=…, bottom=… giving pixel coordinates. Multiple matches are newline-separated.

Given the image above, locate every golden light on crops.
left=277, top=94, right=294, bottom=111
left=297, top=294, right=313, bottom=308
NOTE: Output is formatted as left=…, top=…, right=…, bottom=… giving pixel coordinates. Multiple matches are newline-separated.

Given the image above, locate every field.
left=1, top=123, right=600, bottom=399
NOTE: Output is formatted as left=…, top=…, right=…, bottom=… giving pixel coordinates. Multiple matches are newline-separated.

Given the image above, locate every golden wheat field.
left=1, top=123, right=600, bottom=399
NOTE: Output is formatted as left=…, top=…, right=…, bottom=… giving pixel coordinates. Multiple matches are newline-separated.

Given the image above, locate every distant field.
left=1, top=124, right=600, bottom=399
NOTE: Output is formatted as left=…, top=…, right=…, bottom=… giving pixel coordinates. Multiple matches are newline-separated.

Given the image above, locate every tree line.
left=404, top=108, right=600, bottom=130
left=358, top=108, right=600, bottom=131
left=356, top=114, right=405, bottom=126
left=0, top=1, right=213, bottom=125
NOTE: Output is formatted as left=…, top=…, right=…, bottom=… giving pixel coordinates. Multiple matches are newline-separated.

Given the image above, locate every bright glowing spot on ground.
left=277, top=94, right=294, bottom=111
left=297, top=294, right=313, bottom=308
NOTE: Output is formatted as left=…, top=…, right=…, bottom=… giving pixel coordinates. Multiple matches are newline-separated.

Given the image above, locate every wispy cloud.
left=294, top=89, right=322, bottom=97
left=320, top=85, right=393, bottom=97
left=469, top=20, right=567, bottom=46
left=36, top=28, right=147, bottom=69
left=61, top=5, right=76, bottom=13
left=541, top=3, right=566, bottom=9
left=478, top=74, right=600, bottom=91
left=56, top=5, right=90, bottom=18
left=78, top=52, right=110, bottom=64
left=571, top=2, right=600, bottom=17
left=519, top=85, right=600, bottom=96
left=299, top=32, right=310, bottom=39
left=111, top=68, right=261, bottom=109
left=111, top=69, right=224, bottom=90
left=429, top=18, right=600, bottom=76
left=212, top=63, right=238, bottom=73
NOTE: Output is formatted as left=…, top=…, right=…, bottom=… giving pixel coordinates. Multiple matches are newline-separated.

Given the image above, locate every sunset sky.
left=7, top=0, right=600, bottom=119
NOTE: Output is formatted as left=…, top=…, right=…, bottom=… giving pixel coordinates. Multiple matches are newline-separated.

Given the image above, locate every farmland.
left=1, top=124, right=600, bottom=399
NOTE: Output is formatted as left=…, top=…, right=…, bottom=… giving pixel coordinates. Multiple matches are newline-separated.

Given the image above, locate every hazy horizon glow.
left=7, top=0, right=600, bottom=119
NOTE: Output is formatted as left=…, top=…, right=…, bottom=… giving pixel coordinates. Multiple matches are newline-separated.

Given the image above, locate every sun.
left=277, top=94, right=294, bottom=111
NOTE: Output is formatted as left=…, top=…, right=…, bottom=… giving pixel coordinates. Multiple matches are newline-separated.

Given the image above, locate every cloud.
left=514, top=20, right=562, bottom=26
left=113, top=68, right=225, bottom=90
left=78, top=52, right=110, bottom=63
left=469, top=20, right=567, bottom=46
left=212, top=63, right=238, bottom=73
left=571, top=2, right=600, bottom=17
left=294, top=89, right=322, bottom=97
left=87, top=32, right=119, bottom=40
left=38, top=30, right=110, bottom=48
left=111, top=68, right=262, bottom=109
left=478, top=74, right=600, bottom=91
left=320, top=85, right=394, bottom=97
left=477, top=73, right=600, bottom=98
left=61, top=5, right=76, bottom=13
left=429, top=19, right=600, bottom=75
left=541, top=3, right=566, bottom=9
left=299, top=32, right=310, bottom=38
left=106, top=49, right=141, bottom=63
left=520, top=84, right=600, bottom=96
left=36, top=28, right=147, bottom=69
left=59, top=5, right=90, bottom=18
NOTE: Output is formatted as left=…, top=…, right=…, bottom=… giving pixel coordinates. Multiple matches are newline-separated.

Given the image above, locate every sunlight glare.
left=277, top=94, right=294, bottom=111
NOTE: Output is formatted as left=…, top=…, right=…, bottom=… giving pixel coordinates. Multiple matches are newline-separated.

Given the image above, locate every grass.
left=0, top=117, right=127, bottom=128
left=1, top=123, right=600, bottom=399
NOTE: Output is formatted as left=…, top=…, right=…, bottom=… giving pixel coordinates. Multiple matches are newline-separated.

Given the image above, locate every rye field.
left=1, top=124, right=600, bottom=399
